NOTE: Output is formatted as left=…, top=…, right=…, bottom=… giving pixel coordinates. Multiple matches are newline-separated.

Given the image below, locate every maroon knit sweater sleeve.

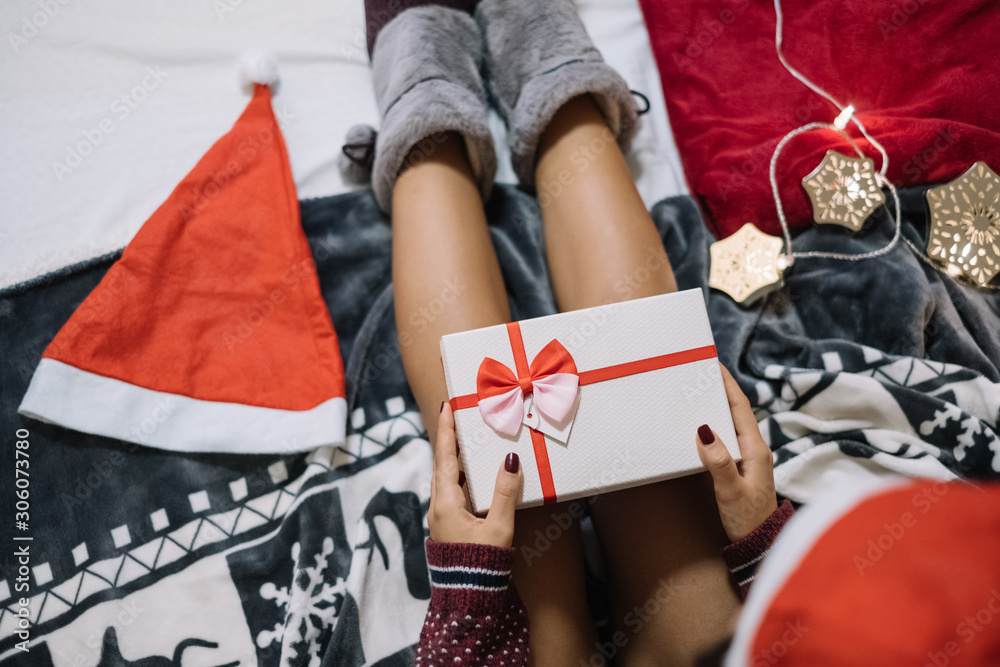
left=416, top=538, right=529, bottom=666
left=722, top=499, right=796, bottom=599
left=416, top=502, right=794, bottom=663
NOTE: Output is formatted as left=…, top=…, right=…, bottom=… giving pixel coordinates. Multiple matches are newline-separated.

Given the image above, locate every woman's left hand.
left=695, top=365, right=778, bottom=542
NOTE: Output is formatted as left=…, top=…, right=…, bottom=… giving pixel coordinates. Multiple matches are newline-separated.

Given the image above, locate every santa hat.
left=725, top=479, right=1000, bottom=666
left=19, top=54, right=347, bottom=454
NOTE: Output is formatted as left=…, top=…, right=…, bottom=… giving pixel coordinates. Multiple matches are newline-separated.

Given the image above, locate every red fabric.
left=450, top=344, right=719, bottom=408
left=749, top=482, right=1000, bottom=665
left=527, top=427, right=557, bottom=505
left=577, top=344, right=717, bottom=385
left=506, top=322, right=558, bottom=504
left=42, top=85, right=344, bottom=411
left=638, top=0, right=1000, bottom=238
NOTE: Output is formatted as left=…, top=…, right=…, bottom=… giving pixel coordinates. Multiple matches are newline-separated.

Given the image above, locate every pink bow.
left=476, top=339, right=579, bottom=436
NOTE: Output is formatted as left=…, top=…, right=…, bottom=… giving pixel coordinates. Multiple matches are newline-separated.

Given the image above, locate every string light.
left=711, top=0, right=993, bottom=303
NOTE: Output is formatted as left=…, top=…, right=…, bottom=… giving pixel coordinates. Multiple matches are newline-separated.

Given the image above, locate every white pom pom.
left=238, top=51, right=279, bottom=88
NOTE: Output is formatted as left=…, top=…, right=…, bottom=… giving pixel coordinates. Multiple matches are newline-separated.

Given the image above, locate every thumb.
left=484, top=452, right=522, bottom=546
left=696, top=423, right=741, bottom=491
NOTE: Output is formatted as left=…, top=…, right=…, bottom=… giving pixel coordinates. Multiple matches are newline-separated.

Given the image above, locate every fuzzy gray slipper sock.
left=371, top=6, right=496, bottom=213
left=475, top=0, right=638, bottom=188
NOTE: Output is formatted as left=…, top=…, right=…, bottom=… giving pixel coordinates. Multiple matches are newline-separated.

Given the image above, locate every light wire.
left=769, top=122, right=902, bottom=267
left=767, top=0, right=972, bottom=283
left=770, top=0, right=905, bottom=269
left=773, top=0, right=890, bottom=176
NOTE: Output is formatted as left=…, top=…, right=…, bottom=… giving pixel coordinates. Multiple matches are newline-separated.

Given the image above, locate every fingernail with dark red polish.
left=440, top=401, right=446, bottom=414
left=458, top=471, right=466, bottom=486
left=698, top=424, right=714, bottom=444
left=505, top=452, right=519, bottom=473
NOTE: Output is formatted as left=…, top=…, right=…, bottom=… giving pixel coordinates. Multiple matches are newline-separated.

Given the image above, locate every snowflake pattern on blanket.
left=755, top=351, right=1000, bottom=502
left=0, top=402, right=432, bottom=665
left=255, top=538, right=349, bottom=662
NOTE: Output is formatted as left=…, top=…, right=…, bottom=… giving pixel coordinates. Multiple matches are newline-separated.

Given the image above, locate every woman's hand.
left=428, top=402, right=523, bottom=547
left=696, top=365, right=778, bottom=542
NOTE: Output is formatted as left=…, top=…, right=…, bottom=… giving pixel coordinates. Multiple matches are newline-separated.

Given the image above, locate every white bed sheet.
left=0, top=0, right=685, bottom=290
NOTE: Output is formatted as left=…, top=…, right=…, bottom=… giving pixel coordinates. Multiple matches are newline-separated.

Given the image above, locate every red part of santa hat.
left=19, top=60, right=347, bottom=454
left=726, top=479, right=1000, bottom=666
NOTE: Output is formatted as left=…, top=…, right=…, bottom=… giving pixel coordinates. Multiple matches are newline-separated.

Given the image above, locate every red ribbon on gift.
left=477, top=338, right=580, bottom=437
left=449, top=321, right=718, bottom=505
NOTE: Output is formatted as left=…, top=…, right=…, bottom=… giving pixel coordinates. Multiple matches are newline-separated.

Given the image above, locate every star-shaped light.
left=709, top=222, right=786, bottom=305
left=925, top=161, right=1000, bottom=288
left=802, top=150, right=885, bottom=231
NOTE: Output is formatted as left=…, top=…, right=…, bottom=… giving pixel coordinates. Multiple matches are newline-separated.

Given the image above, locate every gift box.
left=440, top=289, right=739, bottom=512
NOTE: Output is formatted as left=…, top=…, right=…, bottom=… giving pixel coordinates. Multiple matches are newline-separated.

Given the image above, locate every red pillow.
left=639, top=0, right=1000, bottom=238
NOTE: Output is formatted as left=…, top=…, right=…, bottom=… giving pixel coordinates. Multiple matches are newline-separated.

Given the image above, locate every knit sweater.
left=416, top=499, right=795, bottom=665
left=722, top=499, right=796, bottom=598
left=417, top=540, right=530, bottom=666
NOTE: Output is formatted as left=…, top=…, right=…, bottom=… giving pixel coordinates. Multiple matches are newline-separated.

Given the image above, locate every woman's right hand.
left=428, top=402, right=523, bottom=548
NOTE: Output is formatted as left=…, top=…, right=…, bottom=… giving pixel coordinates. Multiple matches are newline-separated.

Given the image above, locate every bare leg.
left=392, top=133, right=509, bottom=437
left=392, top=133, right=600, bottom=665
left=535, top=97, right=677, bottom=309
left=509, top=502, right=599, bottom=667
left=535, top=96, right=741, bottom=665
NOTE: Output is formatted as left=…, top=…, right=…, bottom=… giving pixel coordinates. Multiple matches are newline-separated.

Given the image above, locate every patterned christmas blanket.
left=658, top=188, right=1000, bottom=501
left=2, top=183, right=998, bottom=664
left=637, top=0, right=1000, bottom=239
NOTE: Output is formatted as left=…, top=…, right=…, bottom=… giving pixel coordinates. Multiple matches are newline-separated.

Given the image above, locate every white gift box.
left=440, top=289, right=740, bottom=513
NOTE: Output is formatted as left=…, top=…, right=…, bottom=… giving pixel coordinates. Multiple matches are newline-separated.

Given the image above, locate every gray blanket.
left=657, top=188, right=999, bottom=501
left=1, top=184, right=996, bottom=664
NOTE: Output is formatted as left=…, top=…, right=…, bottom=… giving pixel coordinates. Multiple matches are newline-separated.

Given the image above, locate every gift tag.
left=522, top=393, right=579, bottom=444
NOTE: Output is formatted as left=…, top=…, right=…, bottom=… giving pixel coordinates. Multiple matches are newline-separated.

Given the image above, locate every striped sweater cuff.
left=425, top=538, right=517, bottom=613
left=722, top=499, right=796, bottom=599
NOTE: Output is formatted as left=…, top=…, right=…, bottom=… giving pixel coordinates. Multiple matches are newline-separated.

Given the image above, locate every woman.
left=360, top=0, right=793, bottom=663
